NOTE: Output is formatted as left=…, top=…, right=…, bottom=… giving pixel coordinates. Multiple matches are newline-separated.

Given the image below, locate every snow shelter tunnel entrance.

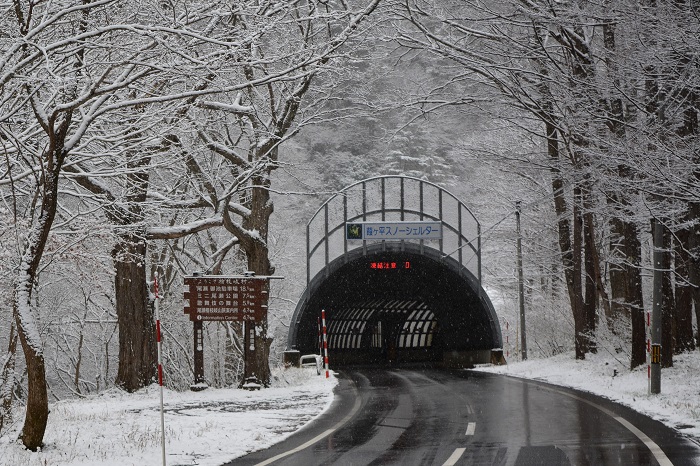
left=288, top=243, right=502, bottom=368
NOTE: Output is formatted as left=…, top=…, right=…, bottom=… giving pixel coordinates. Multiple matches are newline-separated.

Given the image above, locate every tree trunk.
left=603, top=16, right=627, bottom=333
left=14, top=310, right=48, bottom=450
left=242, top=182, right=274, bottom=387
left=680, top=79, right=700, bottom=347
left=14, top=151, right=65, bottom=449
left=678, top=81, right=698, bottom=352
left=0, top=323, right=18, bottom=434
left=112, top=151, right=155, bottom=391
left=572, top=185, right=587, bottom=359
left=114, top=236, right=156, bottom=391
left=689, top=203, right=700, bottom=347
left=674, top=228, right=695, bottom=353
left=63, top=154, right=156, bottom=392
left=609, top=201, right=646, bottom=369
left=600, top=18, right=646, bottom=367
left=546, top=122, right=584, bottom=358
left=687, top=132, right=700, bottom=350
left=582, top=180, right=598, bottom=353
left=625, top=222, right=646, bottom=369
left=608, top=217, right=628, bottom=330
left=556, top=20, right=595, bottom=358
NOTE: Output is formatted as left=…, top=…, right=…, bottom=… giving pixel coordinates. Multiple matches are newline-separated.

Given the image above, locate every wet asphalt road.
left=228, top=368, right=700, bottom=465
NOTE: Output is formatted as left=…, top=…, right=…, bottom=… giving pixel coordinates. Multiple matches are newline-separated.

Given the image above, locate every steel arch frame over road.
left=288, top=176, right=503, bottom=367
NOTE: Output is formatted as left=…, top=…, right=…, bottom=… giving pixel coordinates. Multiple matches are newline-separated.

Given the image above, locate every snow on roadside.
left=3, top=352, right=699, bottom=466
left=474, top=350, right=700, bottom=442
left=0, top=368, right=337, bottom=466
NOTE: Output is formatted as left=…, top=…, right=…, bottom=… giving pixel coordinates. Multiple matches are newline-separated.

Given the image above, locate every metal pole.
left=154, top=273, right=166, bottom=466
left=516, top=201, right=527, bottom=360
left=651, top=219, right=662, bottom=394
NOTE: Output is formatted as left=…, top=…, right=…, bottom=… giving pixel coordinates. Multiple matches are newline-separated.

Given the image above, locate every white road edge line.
left=255, top=379, right=363, bottom=466
left=465, top=422, right=476, bottom=436
left=613, top=415, right=673, bottom=466
left=548, top=386, right=673, bottom=466
left=442, top=447, right=466, bottom=466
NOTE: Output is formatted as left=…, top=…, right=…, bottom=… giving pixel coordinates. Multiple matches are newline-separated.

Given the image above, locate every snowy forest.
left=1, top=0, right=699, bottom=452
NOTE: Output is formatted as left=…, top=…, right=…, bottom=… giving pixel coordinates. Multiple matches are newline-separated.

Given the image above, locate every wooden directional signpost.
left=183, top=274, right=272, bottom=390
left=184, top=276, right=268, bottom=322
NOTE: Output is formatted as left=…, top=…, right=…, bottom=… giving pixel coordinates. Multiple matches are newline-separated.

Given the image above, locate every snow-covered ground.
left=1, top=351, right=699, bottom=466
left=0, top=368, right=337, bottom=466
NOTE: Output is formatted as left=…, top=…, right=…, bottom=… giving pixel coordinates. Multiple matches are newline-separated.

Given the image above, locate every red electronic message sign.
left=369, top=261, right=411, bottom=270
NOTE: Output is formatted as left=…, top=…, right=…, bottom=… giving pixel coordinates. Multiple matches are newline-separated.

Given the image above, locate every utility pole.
left=651, top=219, right=662, bottom=394
left=516, top=201, right=527, bottom=360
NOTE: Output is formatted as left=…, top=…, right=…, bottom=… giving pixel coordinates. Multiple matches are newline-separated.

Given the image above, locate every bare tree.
left=392, top=0, right=699, bottom=365
left=0, top=0, right=286, bottom=448
left=184, top=0, right=383, bottom=385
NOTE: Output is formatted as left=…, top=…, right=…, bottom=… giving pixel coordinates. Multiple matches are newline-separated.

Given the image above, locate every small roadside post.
left=321, top=309, right=329, bottom=378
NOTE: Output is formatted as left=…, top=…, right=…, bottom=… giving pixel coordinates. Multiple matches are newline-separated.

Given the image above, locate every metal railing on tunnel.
left=306, top=175, right=481, bottom=287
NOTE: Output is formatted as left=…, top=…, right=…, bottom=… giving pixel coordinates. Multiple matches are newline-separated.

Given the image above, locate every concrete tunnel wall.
left=287, top=243, right=503, bottom=368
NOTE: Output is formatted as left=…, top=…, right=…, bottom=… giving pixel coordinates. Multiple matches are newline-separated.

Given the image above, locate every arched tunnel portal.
left=288, top=242, right=502, bottom=368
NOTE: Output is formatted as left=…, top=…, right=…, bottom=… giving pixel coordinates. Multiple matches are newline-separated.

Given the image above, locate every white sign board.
left=346, top=221, right=442, bottom=241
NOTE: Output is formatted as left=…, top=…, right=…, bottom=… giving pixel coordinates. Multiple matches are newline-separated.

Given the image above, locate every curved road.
left=229, top=369, right=700, bottom=465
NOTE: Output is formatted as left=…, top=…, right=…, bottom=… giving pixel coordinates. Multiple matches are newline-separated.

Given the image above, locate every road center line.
left=442, top=447, right=466, bottom=466
left=255, top=377, right=363, bottom=466
left=465, top=422, right=476, bottom=436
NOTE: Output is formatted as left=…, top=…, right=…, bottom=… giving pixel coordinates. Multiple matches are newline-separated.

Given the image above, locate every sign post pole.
left=154, top=273, right=166, bottom=466
left=183, top=274, right=281, bottom=389
left=243, top=322, right=258, bottom=385
left=192, top=320, right=205, bottom=390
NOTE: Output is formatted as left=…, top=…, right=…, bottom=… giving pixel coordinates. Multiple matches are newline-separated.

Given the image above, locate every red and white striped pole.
left=154, top=273, right=166, bottom=466
left=321, top=310, right=330, bottom=379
